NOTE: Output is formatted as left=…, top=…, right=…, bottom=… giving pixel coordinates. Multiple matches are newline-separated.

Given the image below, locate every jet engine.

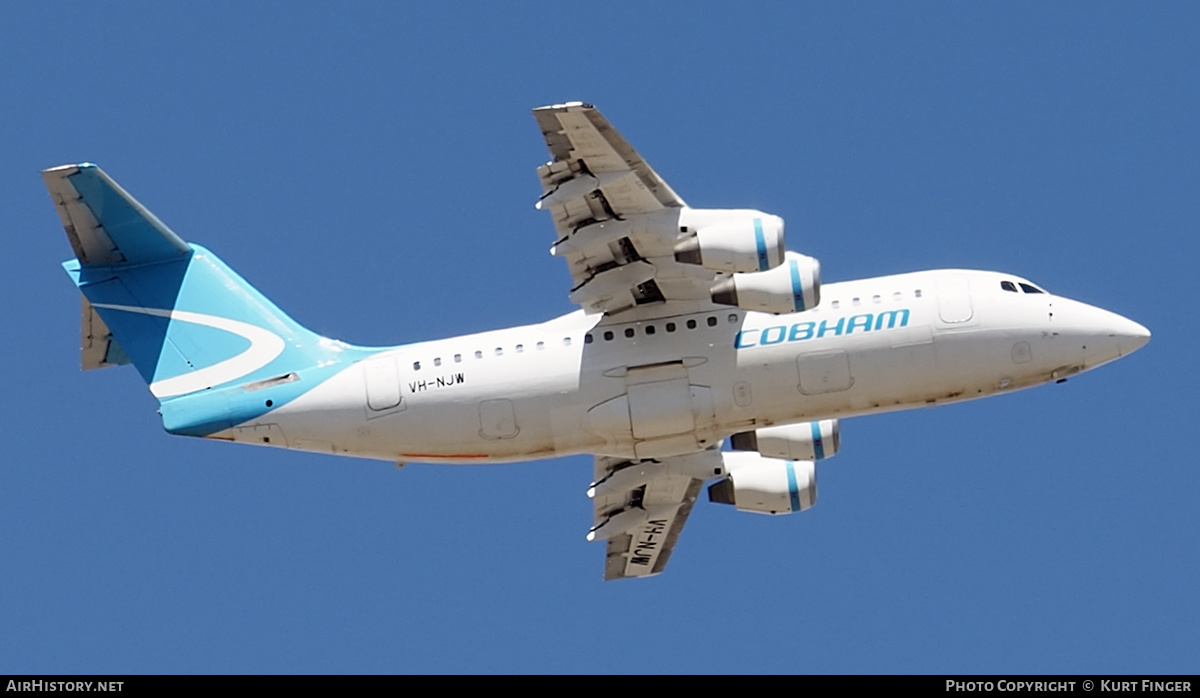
left=708, top=452, right=817, bottom=515
left=709, top=251, right=821, bottom=314
left=729, top=419, right=840, bottom=461
left=673, top=214, right=786, bottom=273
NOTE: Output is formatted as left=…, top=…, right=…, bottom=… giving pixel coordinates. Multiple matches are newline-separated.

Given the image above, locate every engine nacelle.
left=708, top=452, right=817, bottom=515
left=709, top=251, right=820, bottom=314
left=729, top=419, right=840, bottom=461
left=674, top=214, right=786, bottom=273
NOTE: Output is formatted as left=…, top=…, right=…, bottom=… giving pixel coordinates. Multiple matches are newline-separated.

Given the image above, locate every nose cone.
left=1072, top=302, right=1150, bottom=367
left=1046, top=298, right=1150, bottom=372
left=1110, top=315, right=1151, bottom=357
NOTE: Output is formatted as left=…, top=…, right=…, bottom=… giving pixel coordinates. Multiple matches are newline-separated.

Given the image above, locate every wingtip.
left=42, top=162, right=98, bottom=176
left=533, top=101, right=593, bottom=112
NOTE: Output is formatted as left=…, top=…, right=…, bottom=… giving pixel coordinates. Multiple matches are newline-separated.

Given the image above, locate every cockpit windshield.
left=1000, top=280, right=1047, bottom=294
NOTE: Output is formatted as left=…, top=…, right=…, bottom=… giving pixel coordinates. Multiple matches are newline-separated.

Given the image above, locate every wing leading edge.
left=534, top=103, right=743, bottom=318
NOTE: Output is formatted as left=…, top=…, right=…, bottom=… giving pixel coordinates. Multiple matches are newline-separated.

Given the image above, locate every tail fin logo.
left=92, top=304, right=285, bottom=399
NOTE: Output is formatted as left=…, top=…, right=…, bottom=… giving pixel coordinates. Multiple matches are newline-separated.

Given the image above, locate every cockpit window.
left=1001, top=281, right=1018, bottom=293
left=1018, top=282, right=1044, bottom=294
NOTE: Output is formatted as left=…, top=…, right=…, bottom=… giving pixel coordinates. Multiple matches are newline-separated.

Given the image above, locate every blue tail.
left=45, top=163, right=372, bottom=436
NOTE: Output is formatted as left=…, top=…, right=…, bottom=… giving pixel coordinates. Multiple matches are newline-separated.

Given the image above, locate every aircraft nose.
left=1051, top=299, right=1150, bottom=370
left=1109, top=315, right=1151, bottom=357
left=1076, top=302, right=1150, bottom=362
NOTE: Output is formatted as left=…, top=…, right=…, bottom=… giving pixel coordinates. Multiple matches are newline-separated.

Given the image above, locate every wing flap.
left=603, top=477, right=703, bottom=580
left=591, top=451, right=722, bottom=580
left=535, top=104, right=685, bottom=206
left=533, top=103, right=685, bottom=224
left=533, top=103, right=732, bottom=319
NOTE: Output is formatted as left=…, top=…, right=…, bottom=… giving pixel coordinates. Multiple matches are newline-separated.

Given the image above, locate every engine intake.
left=674, top=214, right=786, bottom=273
left=708, top=452, right=817, bottom=515
left=710, top=252, right=820, bottom=315
left=729, top=419, right=840, bottom=461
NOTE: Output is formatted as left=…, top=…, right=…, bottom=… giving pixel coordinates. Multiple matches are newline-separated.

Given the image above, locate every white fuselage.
left=236, top=269, right=1148, bottom=464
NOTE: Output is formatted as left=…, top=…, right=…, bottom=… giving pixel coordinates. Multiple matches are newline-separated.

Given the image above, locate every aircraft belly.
left=239, top=290, right=1077, bottom=464
left=736, top=318, right=1006, bottom=424
left=260, top=357, right=586, bottom=463
left=572, top=346, right=731, bottom=459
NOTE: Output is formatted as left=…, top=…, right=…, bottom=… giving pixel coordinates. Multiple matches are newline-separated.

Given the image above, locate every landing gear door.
left=627, top=377, right=694, bottom=440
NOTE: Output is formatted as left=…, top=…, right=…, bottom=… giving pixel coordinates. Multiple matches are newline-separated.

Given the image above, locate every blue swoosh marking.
left=753, top=218, right=768, bottom=271
left=786, top=461, right=801, bottom=512
left=789, top=260, right=805, bottom=311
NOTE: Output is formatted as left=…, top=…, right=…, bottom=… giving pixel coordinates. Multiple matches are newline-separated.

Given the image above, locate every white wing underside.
left=591, top=451, right=725, bottom=580
left=533, top=103, right=731, bottom=319
left=535, top=104, right=739, bottom=579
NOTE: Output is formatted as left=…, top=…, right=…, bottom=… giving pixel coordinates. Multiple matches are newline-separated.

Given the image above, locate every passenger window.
left=624, top=328, right=635, bottom=338
left=603, top=331, right=614, bottom=341
left=516, top=344, right=524, bottom=353
left=495, top=347, right=503, bottom=356
left=536, top=342, right=544, bottom=350
left=687, top=319, right=697, bottom=330
left=831, top=300, right=840, bottom=309
left=892, top=291, right=902, bottom=301
left=474, top=350, right=483, bottom=359
left=915, top=289, right=923, bottom=298
left=454, top=354, right=462, bottom=363
left=852, top=297, right=861, bottom=306
left=728, top=314, right=738, bottom=324
left=645, top=325, right=656, bottom=335
left=707, top=316, right=718, bottom=327
left=872, top=295, right=881, bottom=304
left=562, top=337, right=572, bottom=346
left=1019, top=283, right=1044, bottom=294
left=433, top=357, right=441, bottom=367
left=666, top=322, right=676, bottom=332
left=413, top=361, right=421, bottom=371
left=584, top=334, right=593, bottom=344
left=1001, top=281, right=1018, bottom=293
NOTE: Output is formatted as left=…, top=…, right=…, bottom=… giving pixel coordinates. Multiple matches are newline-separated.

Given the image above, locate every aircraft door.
left=936, top=275, right=975, bottom=324
left=363, top=354, right=405, bottom=416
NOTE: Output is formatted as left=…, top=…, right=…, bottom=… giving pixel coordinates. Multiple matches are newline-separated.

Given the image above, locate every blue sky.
left=2, top=3, right=1196, bottom=673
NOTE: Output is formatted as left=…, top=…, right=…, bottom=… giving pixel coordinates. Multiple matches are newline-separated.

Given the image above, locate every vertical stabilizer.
left=45, top=163, right=372, bottom=436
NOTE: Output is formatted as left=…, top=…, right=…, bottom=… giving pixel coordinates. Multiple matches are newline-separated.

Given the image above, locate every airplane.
left=44, top=102, right=1150, bottom=580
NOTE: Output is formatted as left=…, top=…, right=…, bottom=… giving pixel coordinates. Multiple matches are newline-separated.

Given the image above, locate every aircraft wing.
left=533, top=103, right=731, bottom=318
left=590, top=452, right=720, bottom=580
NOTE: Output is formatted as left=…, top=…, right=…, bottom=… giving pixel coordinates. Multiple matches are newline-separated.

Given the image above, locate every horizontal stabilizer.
left=80, top=296, right=131, bottom=371
left=43, top=163, right=190, bottom=266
